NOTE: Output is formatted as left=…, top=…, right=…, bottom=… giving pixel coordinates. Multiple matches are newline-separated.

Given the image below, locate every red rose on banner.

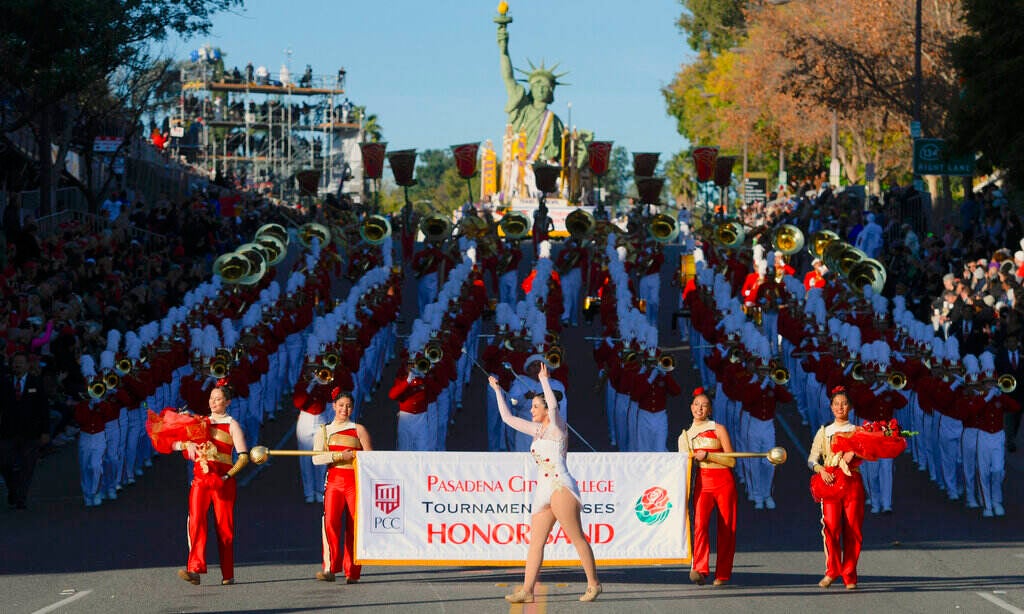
left=360, top=142, right=388, bottom=180
left=451, top=142, right=480, bottom=179
left=587, top=141, right=614, bottom=177
left=692, top=146, right=719, bottom=183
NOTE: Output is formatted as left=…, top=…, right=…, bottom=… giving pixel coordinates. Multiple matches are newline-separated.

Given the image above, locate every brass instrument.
left=424, top=341, right=444, bottom=364
left=314, top=367, right=334, bottom=385
left=299, top=222, right=332, bottom=249
left=771, top=224, right=805, bottom=256
left=807, top=230, right=839, bottom=259
left=210, top=360, right=229, bottom=379
left=412, top=354, right=432, bottom=373
left=215, top=348, right=233, bottom=364
left=565, top=208, right=595, bottom=242
left=420, top=213, right=453, bottom=244
left=848, top=257, right=887, bottom=296
left=770, top=365, right=790, bottom=386
left=849, top=361, right=864, bottom=381
left=648, top=213, right=679, bottom=244
left=255, top=234, right=287, bottom=266
left=115, top=357, right=132, bottom=376
left=235, top=243, right=269, bottom=285
left=998, top=374, right=1017, bottom=393
left=255, top=223, right=290, bottom=247
left=103, top=372, right=120, bottom=390
left=714, top=221, right=746, bottom=249
left=359, top=214, right=392, bottom=245
left=887, top=371, right=908, bottom=390
left=546, top=345, right=564, bottom=370
left=88, top=380, right=107, bottom=400
left=323, top=353, right=339, bottom=370
left=456, top=214, right=488, bottom=240
left=658, top=354, right=675, bottom=372
left=499, top=211, right=531, bottom=239
left=212, top=252, right=251, bottom=284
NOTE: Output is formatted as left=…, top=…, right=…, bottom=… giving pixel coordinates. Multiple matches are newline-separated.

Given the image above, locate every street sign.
left=93, top=136, right=122, bottom=153
left=913, top=138, right=974, bottom=176
left=743, top=176, right=767, bottom=205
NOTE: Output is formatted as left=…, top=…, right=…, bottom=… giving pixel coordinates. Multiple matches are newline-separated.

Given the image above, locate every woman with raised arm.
left=488, top=361, right=601, bottom=603
left=680, top=388, right=737, bottom=586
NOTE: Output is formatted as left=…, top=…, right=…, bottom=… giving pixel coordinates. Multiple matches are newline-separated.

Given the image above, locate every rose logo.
left=634, top=486, right=672, bottom=525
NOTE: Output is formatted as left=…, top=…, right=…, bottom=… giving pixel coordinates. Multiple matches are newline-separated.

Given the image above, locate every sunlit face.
left=209, top=388, right=230, bottom=415
left=830, top=393, right=850, bottom=421
left=690, top=394, right=711, bottom=422
left=333, top=395, right=353, bottom=422
left=530, top=395, right=549, bottom=423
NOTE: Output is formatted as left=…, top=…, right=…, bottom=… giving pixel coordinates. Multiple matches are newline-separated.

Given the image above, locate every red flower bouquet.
left=810, top=466, right=856, bottom=503
left=831, top=420, right=907, bottom=461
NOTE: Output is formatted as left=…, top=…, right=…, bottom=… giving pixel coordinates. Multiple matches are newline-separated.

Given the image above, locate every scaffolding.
left=172, top=60, right=365, bottom=201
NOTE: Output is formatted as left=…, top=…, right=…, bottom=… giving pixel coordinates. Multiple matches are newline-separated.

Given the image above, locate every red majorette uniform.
left=184, top=416, right=244, bottom=582
left=680, top=422, right=737, bottom=583
left=313, top=422, right=364, bottom=581
left=808, top=421, right=863, bottom=587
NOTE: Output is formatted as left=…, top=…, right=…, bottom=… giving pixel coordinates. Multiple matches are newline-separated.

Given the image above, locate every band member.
left=173, top=385, right=249, bottom=586
left=680, top=389, right=737, bottom=586
left=313, top=390, right=373, bottom=583
left=496, top=239, right=524, bottom=307
left=808, top=387, right=864, bottom=590
left=488, top=363, right=601, bottom=603
left=637, top=240, right=664, bottom=327
left=555, top=238, right=587, bottom=327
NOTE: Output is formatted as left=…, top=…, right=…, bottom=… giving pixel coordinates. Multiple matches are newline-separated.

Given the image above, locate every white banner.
left=355, top=451, right=690, bottom=566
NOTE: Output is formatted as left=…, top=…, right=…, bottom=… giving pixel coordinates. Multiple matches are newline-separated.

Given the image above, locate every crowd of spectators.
left=0, top=189, right=300, bottom=452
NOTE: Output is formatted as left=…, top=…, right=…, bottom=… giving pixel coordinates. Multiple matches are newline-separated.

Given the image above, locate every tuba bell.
left=420, top=214, right=452, bottom=244
left=714, top=221, right=746, bottom=249
left=255, top=222, right=290, bottom=248
left=360, top=214, right=393, bottom=245
left=299, top=222, right=332, bottom=249
left=212, top=252, right=251, bottom=284
left=235, top=243, right=269, bottom=285
left=998, top=374, right=1017, bottom=393
left=255, top=234, right=287, bottom=266
left=847, top=257, right=888, bottom=296
left=771, top=224, right=805, bottom=256
left=807, top=230, right=839, bottom=259
left=648, top=213, right=679, bottom=244
left=565, top=209, right=595, bottom=242
left=499, top=211, right=531, bottom=240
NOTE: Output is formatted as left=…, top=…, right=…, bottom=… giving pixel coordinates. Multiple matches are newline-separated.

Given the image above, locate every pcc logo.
left=634, top=486, right=672, bottom=526
left=371, top=480, right=404, bottom=533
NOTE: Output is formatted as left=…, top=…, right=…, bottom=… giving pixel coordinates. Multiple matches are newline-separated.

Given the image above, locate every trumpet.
left=412, top=355, right=432, bottom=374
left=323, top=353, right=339, bottom=370
left=658, top=354, right=675, bottom=372
left=314, top=367, right=334, bottom=385
left=770, top=365, right=790, bottom=386
left=424, top=341, right=444, bottom=364
left=887, top=371, right=908, bottom=390
left=103, top=372, right=120, bottom=390
left=210, top=360, right=229, bottom=379
left=999, top=374, right=1017, bottom=393
left=546, top=346, right=564, bottom=370
left=88, top=380, right=107, bottom=400
left=115, top=357, right=132, bottom=376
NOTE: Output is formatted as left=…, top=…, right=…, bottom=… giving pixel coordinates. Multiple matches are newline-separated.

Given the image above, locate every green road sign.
left=913, top=138, right=975, bottom=176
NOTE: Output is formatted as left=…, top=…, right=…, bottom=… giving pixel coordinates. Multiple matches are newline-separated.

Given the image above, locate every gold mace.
left=249, top=445, right=327, bottom=465
left=692, top=446, right=788, bottom=466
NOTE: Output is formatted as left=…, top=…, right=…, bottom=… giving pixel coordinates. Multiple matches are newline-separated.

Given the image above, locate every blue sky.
left=169, top=0, right=693, bottom=157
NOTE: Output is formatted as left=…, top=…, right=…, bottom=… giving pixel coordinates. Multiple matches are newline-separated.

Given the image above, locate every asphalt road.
left=2, top=246, right=1023, bottom=614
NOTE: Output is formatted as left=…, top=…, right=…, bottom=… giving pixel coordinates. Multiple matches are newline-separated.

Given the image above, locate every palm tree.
left=362, top=113, right=383, bottom=143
